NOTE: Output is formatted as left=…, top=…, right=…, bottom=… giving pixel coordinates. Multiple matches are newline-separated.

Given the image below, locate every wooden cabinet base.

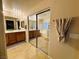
left=29, top=30, right=41, bottom=39
left=5, top=31, right=26, bottom=46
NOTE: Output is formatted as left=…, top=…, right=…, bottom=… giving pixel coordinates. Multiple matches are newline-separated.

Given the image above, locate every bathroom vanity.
left=5, top=30, right=26, bottom=46
left=4, top=16, right=26, bottom=46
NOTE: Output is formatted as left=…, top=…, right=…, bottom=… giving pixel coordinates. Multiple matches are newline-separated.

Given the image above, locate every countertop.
left=5, top=29, right=26, bottom=33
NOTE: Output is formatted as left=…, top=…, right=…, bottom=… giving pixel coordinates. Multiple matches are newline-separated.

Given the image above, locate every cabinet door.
left=8, top=33, right=17, bottom=45
left=16, top=32, right=26, bottom=42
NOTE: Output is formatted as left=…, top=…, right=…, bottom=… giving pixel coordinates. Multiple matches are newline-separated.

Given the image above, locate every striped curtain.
left=56, top=18, right=72, bottom=42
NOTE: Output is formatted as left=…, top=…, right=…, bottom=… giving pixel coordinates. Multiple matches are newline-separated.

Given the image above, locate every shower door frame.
left=28, top=9, right=50, bottom=54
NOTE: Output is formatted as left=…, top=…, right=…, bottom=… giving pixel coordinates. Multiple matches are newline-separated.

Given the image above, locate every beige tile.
left=30, top=37, right=48, bottom=54
left=7, top=42, right=51, bottom=59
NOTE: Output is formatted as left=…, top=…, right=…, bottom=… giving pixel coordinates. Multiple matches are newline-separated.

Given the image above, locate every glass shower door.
left=37, top=10, right=50, bottom=54
left=29, top=15, right=37, bottom=47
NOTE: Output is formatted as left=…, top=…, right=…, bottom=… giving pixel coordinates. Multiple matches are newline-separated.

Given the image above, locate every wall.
left=49, top=0, right=78, bottom=59
left=26, top=0, right=79, bottom=59
left=2, top=0, right=13, bottom=16
left=0, top=0, right=7, bottom=59
left=68, top=18, right=79, bottom=59
left=2, top=0, right=27, bottom=19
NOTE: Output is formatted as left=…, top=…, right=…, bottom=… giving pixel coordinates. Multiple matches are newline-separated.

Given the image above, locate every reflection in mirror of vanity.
left=29, top=15, right=36, bottom=30
left=5, top=16, right=18, bottom=30
left=4, top=16, right=25, bottom=31
left=21, top=21, right=25, bottom=29
left=16, top=21, right=20, bottom=29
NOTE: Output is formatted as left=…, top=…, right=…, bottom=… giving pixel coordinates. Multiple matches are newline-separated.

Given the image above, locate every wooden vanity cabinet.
left=29, top=30, right=41, bottom=39
left=5, top=31, right=26, bottom=46
left=16, top=32, right=26, bottom=42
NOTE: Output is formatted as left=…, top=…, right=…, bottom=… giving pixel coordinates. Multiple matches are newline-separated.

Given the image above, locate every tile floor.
left=7, top=42, right=51, bottom=59
left=30, top=37, right=48, bottom=54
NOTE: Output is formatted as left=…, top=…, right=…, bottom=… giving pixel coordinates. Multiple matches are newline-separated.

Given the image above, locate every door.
left=28, top=9, right=50, bottom=54
left=28, top=15, right=37, bottom=47
left=37, top=10, right=50, bottom=54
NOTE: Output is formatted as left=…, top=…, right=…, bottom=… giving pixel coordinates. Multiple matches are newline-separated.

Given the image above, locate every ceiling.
left=3, top=0, right=44, bottom=11
left=13, top=0, right=44, bottom=10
